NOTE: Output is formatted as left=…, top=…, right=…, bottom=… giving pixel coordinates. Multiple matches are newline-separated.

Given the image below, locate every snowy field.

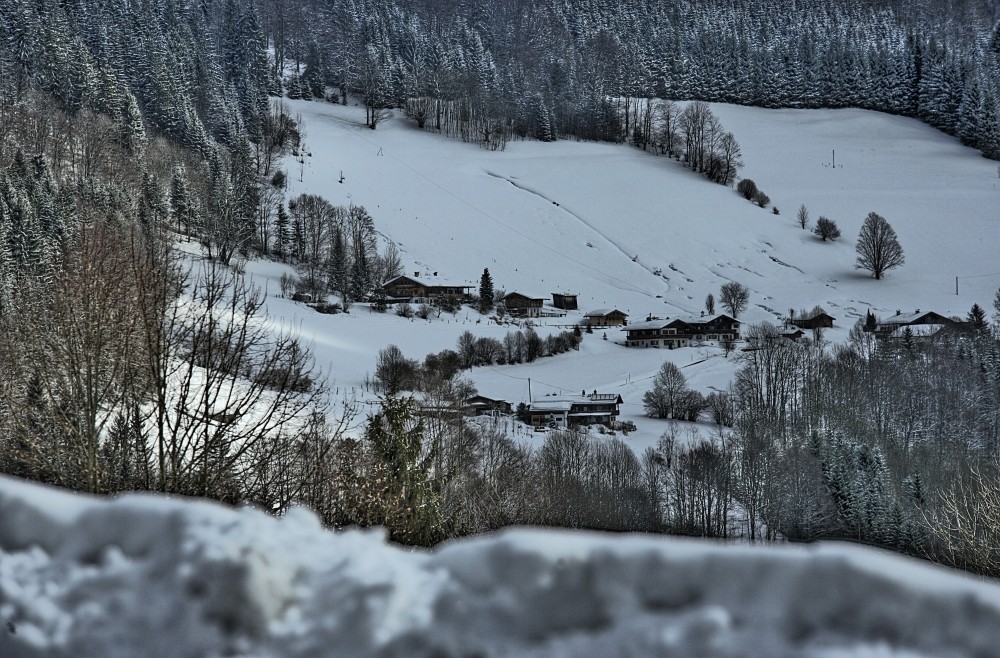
left=244, top=98, right=999, bottom=447
left=3, top=475, right=1000, bottom=657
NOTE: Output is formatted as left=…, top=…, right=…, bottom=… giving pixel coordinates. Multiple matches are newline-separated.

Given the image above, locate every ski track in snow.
left=768, top=255, right=805, bottom=273
left=486, top=171, right=669, bottom=295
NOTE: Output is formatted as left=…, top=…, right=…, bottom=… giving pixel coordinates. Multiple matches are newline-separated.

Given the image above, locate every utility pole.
left=528, top=378, right=532, bottom=403
left=832, top=149, right=836, bottom=168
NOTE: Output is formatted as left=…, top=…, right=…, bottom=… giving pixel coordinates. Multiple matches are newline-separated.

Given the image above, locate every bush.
left=814, top=216, right=841, bottom=242
left=737, top=178, right=758, bottom=200
left=753, top=190, right=770, bottom=208
left=396, top=302, right=414, bottom=318
left=279, top=273, right=298, bottom=298
left=313, top=301, right=342, bottom=314
left=253, top=366, right=315, bottom=393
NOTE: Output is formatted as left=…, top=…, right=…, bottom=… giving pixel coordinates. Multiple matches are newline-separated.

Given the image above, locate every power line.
left=957, top=271, right=1000, bottom=280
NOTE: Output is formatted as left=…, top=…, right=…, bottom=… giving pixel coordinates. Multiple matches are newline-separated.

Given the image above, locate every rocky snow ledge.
left=2, top=475, right=999, bottom=657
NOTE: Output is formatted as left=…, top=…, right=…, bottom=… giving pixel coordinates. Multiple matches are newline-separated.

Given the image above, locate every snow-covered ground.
left=3, top=474, right=1000, bottom=657
left=248, top=98, right=999, bottom=447
left=5, top=106, right=998, bottom=654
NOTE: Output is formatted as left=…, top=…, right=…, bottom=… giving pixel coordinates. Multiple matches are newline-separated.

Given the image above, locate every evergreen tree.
left=273, top=201, right=291, bottom=260
left=968, top=303, right=988, bottom=333
left=328, top=224, right=350, bottom=306
left=370, top=285, right=388, bottom=312
left=169, top=166, right=195, bottom=238
left=360, top=397, right=444, bottom=545
left=864, top=310, right=878, bottom=332
left=349, top=242, right=371, bottom=303
left=478, top=267, right=494, bottom=314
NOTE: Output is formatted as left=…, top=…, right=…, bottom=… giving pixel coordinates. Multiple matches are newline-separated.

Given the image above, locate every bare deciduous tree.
left=643, top=361, right=690, bottom=419
left=814, top=216, right=841, bottom=241
left=719, top=281, right=750, bottom=318
left=856, top=212, right=904, bottom=279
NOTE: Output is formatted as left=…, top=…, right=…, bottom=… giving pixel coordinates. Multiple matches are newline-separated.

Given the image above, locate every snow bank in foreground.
left=2, top=476, right=999, bottom=658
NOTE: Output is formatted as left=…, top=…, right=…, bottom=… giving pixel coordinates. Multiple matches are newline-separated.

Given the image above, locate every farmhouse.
left=790, top=311, right=836, bottom=330
left=584, top=308, right=628, bottom=327
left=382, top=274, right=473, bottom=303
left=502, top=292, right=545, bottom=318
left=529, top=391, right=623, bottom=429
left=874, top=310, right=953, bottom=331
left=551, top=292, right=578, bottom=310
left=872, top=310, right=962, bottom=340
left=464, top=395, right=513, bottom=416
left=622, top=314, right=740, bottom=348
left=868, top=309, right=978, bottom=342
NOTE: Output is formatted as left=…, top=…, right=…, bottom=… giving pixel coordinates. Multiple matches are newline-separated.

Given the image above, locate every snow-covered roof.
left=879, top=311, right=951, bottom=326
left=585, top=308, right=626, bottom=317
left=668, top=313, right=739, bottom=325
left=887, top=324, right=949, bottom=339
left=622, top=320, right=672, bottom=331
left=503, top=292, right=544, bottom=301
left=624, top=314, right=737, bottom=330
left=383, top=274, right=473, bottom=289
left=529, top=399, right=573, bottom=412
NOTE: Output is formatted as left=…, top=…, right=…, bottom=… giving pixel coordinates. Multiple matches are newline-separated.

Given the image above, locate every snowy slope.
left=285, top=99, right=999, bottom=323
left=249, top=98, right=998, bottom=447
left=2, top=474, right=1000, bottom=657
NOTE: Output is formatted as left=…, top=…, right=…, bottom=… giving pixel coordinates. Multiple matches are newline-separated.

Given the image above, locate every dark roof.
left=383, top=274, right=473, bottom=289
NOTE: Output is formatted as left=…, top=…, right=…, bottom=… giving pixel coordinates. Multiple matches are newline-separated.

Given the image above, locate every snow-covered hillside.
left=245, top=98, right=999, bottom=447
left=284, top=99, right=998, bottom=319
left=2, top=474, right=999, bottom=657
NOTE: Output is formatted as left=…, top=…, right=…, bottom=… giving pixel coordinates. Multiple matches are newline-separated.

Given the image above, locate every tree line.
left=258, top=0, right=1000, bottom=159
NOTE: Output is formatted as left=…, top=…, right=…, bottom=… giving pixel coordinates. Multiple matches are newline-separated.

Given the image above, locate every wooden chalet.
left=529, top=391, right=623, bottom=429
left=502, top=292, right=545, bottom=318
left=584, top=308, right=628, bottom=327
left=464, top=395, right=513, bottom=416
left=791, top=311, right=836, bottom=330
left=622, top=314, right=740, bottom=348
left=869, top=309, right=971, bottom=341
left=382, top=274, right=473, bottom=303
left=873, top=310, right=960, bottom=339
left=551, top=292, right=578, bottom=311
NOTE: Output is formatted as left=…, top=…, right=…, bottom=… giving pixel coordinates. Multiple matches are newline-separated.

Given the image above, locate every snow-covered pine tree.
left=478, top=268, right=493, bottom=315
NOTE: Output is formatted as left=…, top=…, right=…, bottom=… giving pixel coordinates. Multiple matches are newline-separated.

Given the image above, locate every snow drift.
left=2, top=475, right=999, bottom=657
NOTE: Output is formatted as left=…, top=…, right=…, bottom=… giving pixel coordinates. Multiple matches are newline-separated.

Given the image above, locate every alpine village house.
left=622, top=314, right=740, bottom=348
left=383, top=274, right=474, bottom=303
left=529, top=391, right=624, bottom=430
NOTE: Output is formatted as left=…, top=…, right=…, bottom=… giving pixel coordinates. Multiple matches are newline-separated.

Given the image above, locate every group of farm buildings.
left=382, top=274, right=969, bottom=429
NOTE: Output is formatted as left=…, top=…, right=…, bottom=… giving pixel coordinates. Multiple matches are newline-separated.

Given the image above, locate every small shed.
left=780, top=328, right=806, bottom=342
left=584, top=308, right=628, bottom=327
left=552, top=292, right=579, bottom=311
